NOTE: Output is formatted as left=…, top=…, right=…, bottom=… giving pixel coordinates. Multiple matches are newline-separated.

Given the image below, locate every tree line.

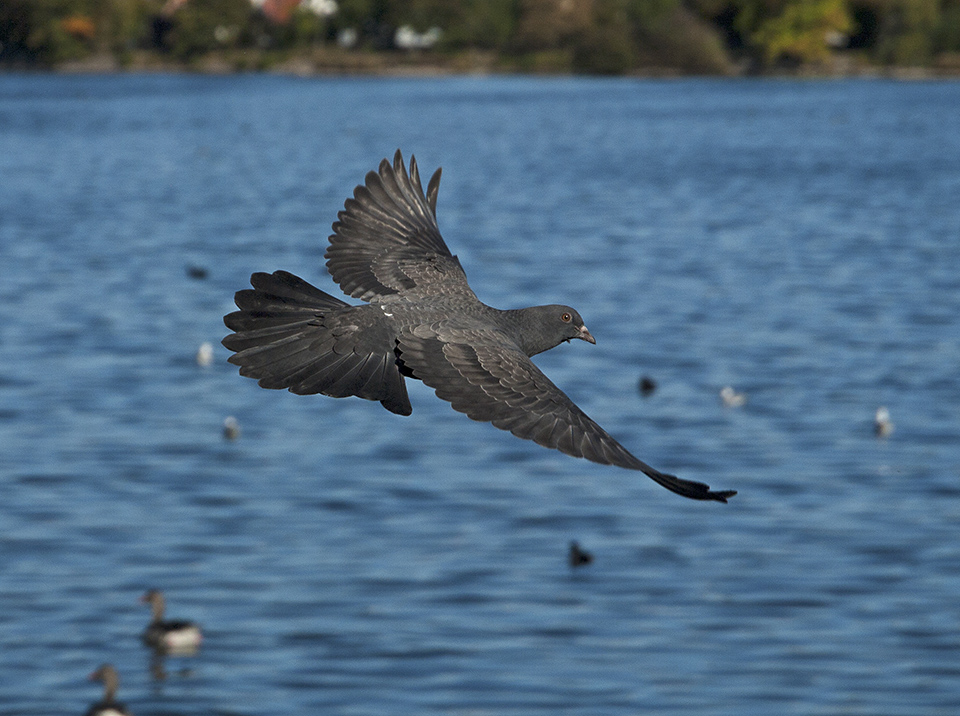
left=2, top=0, right=959, bottom=74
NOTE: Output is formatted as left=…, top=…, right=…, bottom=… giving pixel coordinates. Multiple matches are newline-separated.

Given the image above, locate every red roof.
left=260, top=0, right=302, bottom=24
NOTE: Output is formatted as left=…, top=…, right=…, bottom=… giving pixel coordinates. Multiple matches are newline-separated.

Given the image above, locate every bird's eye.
left=561, top=312, right=572, bottom=323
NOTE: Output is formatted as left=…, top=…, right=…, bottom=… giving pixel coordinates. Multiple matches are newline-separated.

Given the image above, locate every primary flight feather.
left=223, top=151, right=736, bottom=503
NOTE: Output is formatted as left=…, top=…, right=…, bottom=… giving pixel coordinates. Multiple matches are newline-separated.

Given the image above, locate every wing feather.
left=399, top=328, right=735, bottom=502
left=326, top=150, right=475, bottom=301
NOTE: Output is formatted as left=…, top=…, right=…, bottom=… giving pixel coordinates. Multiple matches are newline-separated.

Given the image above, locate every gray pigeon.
left=223, top=151, right=735, bottom=503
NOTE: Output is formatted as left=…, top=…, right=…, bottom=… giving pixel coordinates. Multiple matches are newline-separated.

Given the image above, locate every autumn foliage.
left=1, top=0, right=958, bottom=72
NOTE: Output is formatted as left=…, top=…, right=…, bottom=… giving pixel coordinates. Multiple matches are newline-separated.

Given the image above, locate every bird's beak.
left=578, top=325, right=596, bottom=344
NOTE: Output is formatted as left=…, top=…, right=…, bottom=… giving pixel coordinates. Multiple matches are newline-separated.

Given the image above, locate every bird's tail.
left=222, top=270, right=411, bottom=415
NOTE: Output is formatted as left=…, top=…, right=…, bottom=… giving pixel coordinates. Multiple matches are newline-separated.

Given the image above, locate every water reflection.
left=147, top=651, right=197, bottom=682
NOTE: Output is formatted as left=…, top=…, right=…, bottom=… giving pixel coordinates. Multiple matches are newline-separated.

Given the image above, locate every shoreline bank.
left=6, top=47, right=960, bottom=80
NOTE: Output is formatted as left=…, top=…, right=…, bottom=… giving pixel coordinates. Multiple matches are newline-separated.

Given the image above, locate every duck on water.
left=140, top=589, right=202, bottom=655
left=85, top=664, right=131, bottom=716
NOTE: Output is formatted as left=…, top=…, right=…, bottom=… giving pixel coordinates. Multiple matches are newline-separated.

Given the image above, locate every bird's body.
left=569, top=541, right=594, bottom=567
left=875, top=406, right=894, bottom=438
left=140, top=590, right=202, bottom=655
left=196, top=341, right=214, bottom=367
left=85, top=665, right=132, bottom=716
left=223, top=151, right=735, bottom=503
left=720, top=385, right=747, bottom=408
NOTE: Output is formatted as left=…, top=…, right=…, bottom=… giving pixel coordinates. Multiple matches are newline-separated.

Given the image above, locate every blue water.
left=1, top=74, right=959, bottom=715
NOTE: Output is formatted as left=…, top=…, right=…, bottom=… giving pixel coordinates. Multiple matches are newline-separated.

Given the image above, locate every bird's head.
left=555, top=305, right=595, bottom=345
left=516, top=305, right=595, bottom=356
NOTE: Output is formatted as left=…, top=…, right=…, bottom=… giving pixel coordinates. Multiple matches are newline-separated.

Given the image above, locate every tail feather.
left=327, top=352, right=399, bottom=398
left=280, top=351, right=354, bottom=394
left=356, top=354, right=396, bottom=396
left=321, top=354, right=376, bottom=397
left=222, top=271, right=412, bottom=415
left=230, top=334, right=324, bottom=372
left=220, top=323, right=312, bottom=352
left=250, top=269, right=346, bottom=306
left=224, top=311, right=309, bottom=335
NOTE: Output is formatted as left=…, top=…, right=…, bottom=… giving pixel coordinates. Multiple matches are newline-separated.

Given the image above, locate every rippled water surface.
left=1, top=74, right=959, bottom=715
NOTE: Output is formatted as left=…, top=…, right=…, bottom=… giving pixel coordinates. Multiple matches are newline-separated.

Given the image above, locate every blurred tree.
left=734, top=0, right=852, bottom=65
left=164, top=0, right=251, bottom=59
left=92, top=0, right=158, bottom=55
left=0, top=0, right=955, bottom=72
left=331, top=0, right=375, bottom=29
left=629, top=0, right=733, bottom=72
left=433, top=0, right=515, bottom=50
left=0, top=1, right=29, bottom=62
left=846, top=1, right=880, bottom=49
left=573, top=0, right=635, bottom=73
left=381, top=0, right=447, bottom=28
left=0, top=0, right=93, bottom=64
left=61, top=14, right=97, bottom=40
left=288, top=6, right=333, bottom=47
left=507, top=0, right=731, bottom=73
left=935, top=0, right=960, bottom=52
left=752, top=0, right=852, bottom=63
left=513, top=0, right=594, bottom=53
left=0, top=0, right=161, bottom=65
left=845, top=0, right=958, bottom=61
left=873, top=0, right=939, bottom=64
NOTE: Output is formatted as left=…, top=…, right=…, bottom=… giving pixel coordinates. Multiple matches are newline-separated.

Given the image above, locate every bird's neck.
left=500, top=307, right=560, bottom=357
left=102, top=672, right=118, bottom=701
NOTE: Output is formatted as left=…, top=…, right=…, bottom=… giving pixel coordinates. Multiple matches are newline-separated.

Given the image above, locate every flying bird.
left=223, top=151, right=735, bottom=503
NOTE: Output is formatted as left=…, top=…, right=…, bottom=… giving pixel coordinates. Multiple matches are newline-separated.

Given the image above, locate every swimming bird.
left=569, top=541, right=594, bottom=567
left=196, top=341, right=214, bottom=367
left=222, top=151, right=735, bottom=503
left=186, top=265, right=208, bottom=280
left=85, top=664, right=132, bottom=716
left=638, top=375, right=657, bottom=397
left=874, top=406, right=894, bottom=438
left=720, top=385, right=747, bottom=408
left=222, top=415, right=240, bottom=440
left=140, top=590, right=202, bottom=655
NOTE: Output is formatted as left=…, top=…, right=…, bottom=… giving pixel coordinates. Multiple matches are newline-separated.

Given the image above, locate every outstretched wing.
left=398, top=326, right=736, bottom=503
left=326, top=150, right=476, bottom=302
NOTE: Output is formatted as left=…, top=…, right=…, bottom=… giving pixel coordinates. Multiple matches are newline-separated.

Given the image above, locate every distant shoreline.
left=5, top=48, right=960, bottom=80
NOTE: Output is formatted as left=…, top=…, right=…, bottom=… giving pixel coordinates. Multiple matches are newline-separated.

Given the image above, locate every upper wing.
left=398, top=326, right=736, bottom=503
left=326, top=150, right=476, bottom=302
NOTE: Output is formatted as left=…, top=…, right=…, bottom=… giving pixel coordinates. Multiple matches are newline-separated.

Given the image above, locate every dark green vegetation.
left=2, top=0, right=960, bottom=75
